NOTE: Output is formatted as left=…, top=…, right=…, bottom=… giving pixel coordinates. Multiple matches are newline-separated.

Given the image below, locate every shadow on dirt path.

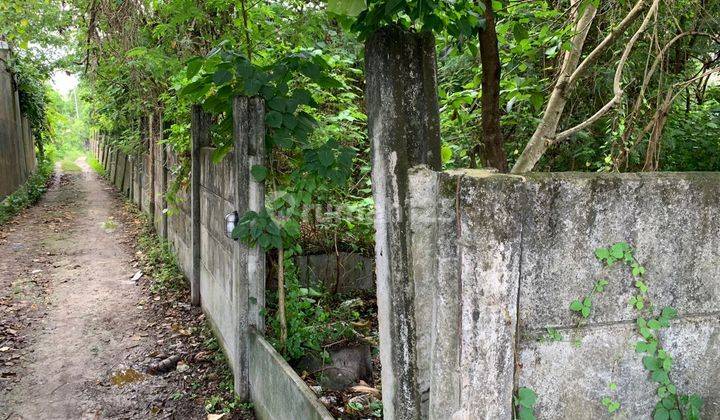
left=0, top=156, right=248, bottom=419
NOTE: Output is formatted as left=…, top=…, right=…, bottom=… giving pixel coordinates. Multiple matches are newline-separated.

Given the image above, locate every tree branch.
left=567, top=0, right=649, bottom=87
left=554, top=0, right=659, bottom=143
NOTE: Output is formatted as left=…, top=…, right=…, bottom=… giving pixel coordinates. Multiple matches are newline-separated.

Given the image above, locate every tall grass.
left=85, top=152, right=105, bottom=176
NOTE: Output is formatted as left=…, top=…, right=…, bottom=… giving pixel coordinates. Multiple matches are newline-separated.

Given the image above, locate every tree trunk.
left=510, top=0, right=598, bottom=173
left=511, top=0, right=650, bottom=173
left=477, top=0, right=507, bottom=171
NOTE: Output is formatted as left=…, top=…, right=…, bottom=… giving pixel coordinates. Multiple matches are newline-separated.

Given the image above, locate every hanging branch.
left=510, top=0, right=600, bottom=173
left=567, top=0, right=650, bottom=87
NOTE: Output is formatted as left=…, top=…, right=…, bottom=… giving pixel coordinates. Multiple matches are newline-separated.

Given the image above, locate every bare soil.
left=0, top=158, right=250, bottom=420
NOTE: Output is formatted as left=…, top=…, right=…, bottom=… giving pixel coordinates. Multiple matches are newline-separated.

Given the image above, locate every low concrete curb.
left=248, top=330, right=334, bottom=420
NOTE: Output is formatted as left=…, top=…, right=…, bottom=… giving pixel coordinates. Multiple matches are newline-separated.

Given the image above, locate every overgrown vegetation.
left=529, top=242, right=704, bottom=420
left=86, top=153, right=105, bottom=176
left=0, top=158, right=54, bottom=225
left=264, top=260, right=377, bottom=363
left=135, top=213, right=187, bottom=293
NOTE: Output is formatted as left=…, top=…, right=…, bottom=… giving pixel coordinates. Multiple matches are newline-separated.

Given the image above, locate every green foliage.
left=334, top=0, right=486, bottom=44
left=265, top=256, right=374, bottom=362
left=136, top=214, right=188, bottom=293
left=514, top=387, right=537, bottom=420
left=180, top=47, right=343, bottom=156
left=569, top=296, right=592, bottom=319
left=564, top=242, right=704, bottom=418
left=601, top=397, right=620, bottom=414
left=5, top=54, right=58, bottom=154
left=86, top=153, right=106, bottom=176
left=0, top=158, right=53, bottom=225
left=542, top=327, right=562, bottom=343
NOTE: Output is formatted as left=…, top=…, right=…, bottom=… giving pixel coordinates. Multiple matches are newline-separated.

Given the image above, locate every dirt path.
left=0, top=158, right=244, bottom=419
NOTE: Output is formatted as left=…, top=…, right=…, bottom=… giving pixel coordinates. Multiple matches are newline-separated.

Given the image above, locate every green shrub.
left=0, top=158, right=54, bottom=225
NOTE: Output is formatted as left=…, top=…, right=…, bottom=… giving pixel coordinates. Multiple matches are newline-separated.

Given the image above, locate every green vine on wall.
left=573, top=242, right=703, bottom=419
left=525, top=242, right=705, bottom=419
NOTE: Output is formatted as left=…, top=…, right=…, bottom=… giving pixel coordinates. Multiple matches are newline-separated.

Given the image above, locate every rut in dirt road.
left=0, top=157, right=245, bottom=419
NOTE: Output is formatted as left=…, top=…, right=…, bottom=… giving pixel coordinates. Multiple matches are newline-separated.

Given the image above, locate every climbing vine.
left=566, top=242, right=704, bottom=419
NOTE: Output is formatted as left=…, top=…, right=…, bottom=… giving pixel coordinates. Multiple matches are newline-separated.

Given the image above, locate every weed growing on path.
left=60, top=160, right=82, bottom=172
left=86, top=153, right=105, bottom=176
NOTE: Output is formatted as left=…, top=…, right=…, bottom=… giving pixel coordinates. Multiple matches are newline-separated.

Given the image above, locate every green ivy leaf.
left=518, top=406, right=535, bottom=420
left=661, top=307, right=678, bottom=320
left=213, top=68, right=232, bottom=84
left=266, top=110, right=283, bottom=128
left=635, top=280, right=649, bottom=293
left=652, top=370, right=670, bottom=384
left=654, top=407, right=669, bottom=420
left=517, top=387, right=537, bottom=408
left=570, top=300, right=583, bottom=312
left=318, top=147, right=334, bottom=167
left=250, top=165, right=268, bottom=182
left=643, top=356, right=659, bottom=371
left=186, top=57, right=203, bottom=79
left=513, top=23, right=529, bottom=41
left=268, top=96, right=286, bottom=112
left=441, top=144, right=453, bottom=163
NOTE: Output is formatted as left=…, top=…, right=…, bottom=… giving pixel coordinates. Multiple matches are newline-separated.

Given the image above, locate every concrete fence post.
left=120, top=153, right=128, bottom=193
left=148, top=114, right=157, bottom=220
left=365, top=26, right=442, bottom=420
left=190, top=106, right=211, bottom=307
left=102, top=135, right=109, bottom=168
left=113, top=147, right=120, bottom=182
left=231, top=95, right=266, bottom=400
left=159, top=129, right=168, bottom=238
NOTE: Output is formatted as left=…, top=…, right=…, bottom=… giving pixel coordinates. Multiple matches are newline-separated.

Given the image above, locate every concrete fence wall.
left=89, top=97, right=332, bottom=419
left=361, top=26, right=720, bottom=420
left=0, top=43, right=37, bottom=199
left=409, top=169, right=720, bottom=419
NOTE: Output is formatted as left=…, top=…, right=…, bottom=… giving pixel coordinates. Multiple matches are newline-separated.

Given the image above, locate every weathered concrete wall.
left=294, top=252, right=374, bottom=293
left=197, top=147, right=239, bottom=376
left=0, top=44, right=36, bottom=198
left=165, top=150, right=192, bottom=276
left=95, top=100, right=326, bottom=419
left=153, top=140, right=167, bottom=238
left=249, top=330, right=334, bottom=420
left=406, top=168, right=720, bottom=419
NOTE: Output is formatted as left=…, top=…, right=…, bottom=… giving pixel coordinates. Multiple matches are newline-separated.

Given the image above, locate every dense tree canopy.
left=1, top=0, right=719, bottom=244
